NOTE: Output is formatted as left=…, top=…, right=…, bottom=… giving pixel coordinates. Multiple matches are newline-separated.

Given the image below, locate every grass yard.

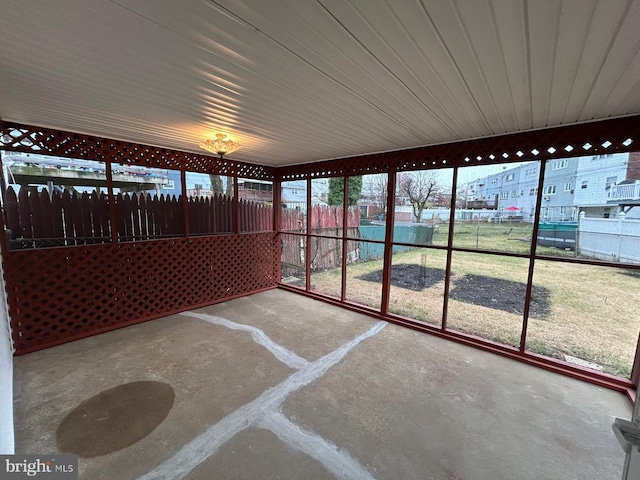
left=307, top=223, right=640, bottom=378
left=434, top=221, right=576, bottom=257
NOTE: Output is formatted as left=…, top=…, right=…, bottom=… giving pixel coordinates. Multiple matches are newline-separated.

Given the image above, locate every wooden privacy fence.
left=310, top=204, right=360, bottom=236
left=239, top=198, right=272, bottom=232
left=3, top=186, right=273, bottom=249
left=281, top=207, right=306, bottom=232
left=281, top=205, right=361, bottom=276
left=281, top=208, right=306, bottom=279
left=187, top=193, right=233, bottom=235
left=281, top=204, right=360, bottom=233
left=4, top=186, right=111, bottom=248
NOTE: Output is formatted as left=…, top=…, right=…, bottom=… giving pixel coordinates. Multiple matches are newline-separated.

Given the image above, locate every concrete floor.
left=13, top=289, right=631, bottom=480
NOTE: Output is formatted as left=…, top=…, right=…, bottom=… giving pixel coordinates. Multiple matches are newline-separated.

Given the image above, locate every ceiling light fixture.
left=199, top=133, right=241, bottom=159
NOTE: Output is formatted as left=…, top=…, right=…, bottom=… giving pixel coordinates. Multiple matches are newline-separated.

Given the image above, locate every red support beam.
left=105, top=162, right=118, bottom=244
left=341, top=176, right=349, bottom=303
left=305, top=179, right=311, bottom=292
left=519, top=159, right=547, bottom=352
left=181, top=170, right=190, bottom=238
left=441, top=166, right=459, bottom=331
left=380, top=169, right=396, bottom=316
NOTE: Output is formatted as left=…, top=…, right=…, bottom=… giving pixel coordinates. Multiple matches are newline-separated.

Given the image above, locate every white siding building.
left=465, top=153, right=635, bottom=222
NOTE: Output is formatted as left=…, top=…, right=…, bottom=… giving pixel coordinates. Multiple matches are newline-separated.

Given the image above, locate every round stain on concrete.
left=56, top=381, right=175, bottom=458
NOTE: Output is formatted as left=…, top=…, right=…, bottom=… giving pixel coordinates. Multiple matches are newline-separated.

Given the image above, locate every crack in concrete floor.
left=136, top=313, right=386, bottom=480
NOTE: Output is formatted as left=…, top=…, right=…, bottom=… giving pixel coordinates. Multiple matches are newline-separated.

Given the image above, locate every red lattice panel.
left=4, top=234, right=278, bottom=354
left=0, top=121, right=275, bottom=180
left=278, top=115, right=640, bottom=179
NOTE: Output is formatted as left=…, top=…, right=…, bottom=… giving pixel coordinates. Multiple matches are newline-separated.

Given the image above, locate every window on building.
left=525, top=167, right=537, bottom=177
left=501, top=191, right=509, bottom=199
left=581, top=181, right=588, bottom=189
left=552, top=160, right=568, bottom=170
left=491, top=179, right=497, bottom=185
left=529, top=188, right=538, bottom=196
left=506, top=173, right=515, bottom=181
left=605, top=176, right=617, bottom=189
left=543, top=185, right=556, bottom=195
left=511, top=190, right=517, bottom=198
left=564, top=182, right=572, bottom=192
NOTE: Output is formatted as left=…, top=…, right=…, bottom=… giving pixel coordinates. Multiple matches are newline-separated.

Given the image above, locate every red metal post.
left=380, top=169, right=396, bottom=315
left=631, top=333, right=640, bottom=388
left=519, top=160, right=547, bottom=353
left=305, top=179, right=311, bottom=291
left=341, top=176, right=349, bottom=302
left=441, top=166, right=459, bottom=330
left=273, top=179, right=282, bottom=283
left=0, top=159, right=10, bottom=254
left=233, top=176, right=240, bottom=234
left=181, top=169, right=189, bottom=238
left=105, top=162, right=118, bottom=244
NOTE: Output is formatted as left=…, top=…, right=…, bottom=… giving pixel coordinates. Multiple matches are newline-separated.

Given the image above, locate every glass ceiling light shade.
left=199, top=133, right=241, bottom=158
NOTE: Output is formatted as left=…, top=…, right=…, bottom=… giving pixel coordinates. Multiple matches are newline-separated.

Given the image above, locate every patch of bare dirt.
left=449, top=274, right=551, bottom=318
left=358, top=264, right=446, bottom=291
left=359, top=265, right=551, bottom=318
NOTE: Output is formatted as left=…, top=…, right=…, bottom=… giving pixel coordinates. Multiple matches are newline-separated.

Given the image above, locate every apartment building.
left=465, top=152, right=638, bottom=222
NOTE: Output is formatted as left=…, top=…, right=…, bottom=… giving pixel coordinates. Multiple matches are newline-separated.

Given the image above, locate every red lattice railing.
left=5, top=233, right=278, bottom=354
left=0, top=121, right=275, bottom=180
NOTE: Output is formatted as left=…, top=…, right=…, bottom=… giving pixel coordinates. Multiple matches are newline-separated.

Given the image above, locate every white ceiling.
left=1, top=0, right=639, bottom=167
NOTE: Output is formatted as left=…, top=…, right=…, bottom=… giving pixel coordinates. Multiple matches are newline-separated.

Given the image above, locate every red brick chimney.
left=626, top=151, right=640, bottom=181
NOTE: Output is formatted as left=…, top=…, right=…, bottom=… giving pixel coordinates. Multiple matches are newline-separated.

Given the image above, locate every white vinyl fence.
left=578, top=213, right=640, bottom=264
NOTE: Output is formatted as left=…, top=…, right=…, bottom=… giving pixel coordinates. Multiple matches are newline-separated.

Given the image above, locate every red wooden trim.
left=181, top=170, right=190, bottom=237
left=0, top=157, right=9, bottom=254
left=341, top=177, right=348, bottom=302
left=441, top=167, right=459, bottom=330
left=305, top=179, right=311, bottom=291
left=233, top=178, right=240, bottom=234
left=273, top=181, right=282, bottom=282
left=0, top=120, right=275, bottom=180
left=380, top=169, right=395, bottom=316
left=520, top=160, right=547, bottom=352
left=105, top=162, right=118, bottom=244
left=631, top=329, right=640, bottom=387
left=279, top=115, right=640, bottom=180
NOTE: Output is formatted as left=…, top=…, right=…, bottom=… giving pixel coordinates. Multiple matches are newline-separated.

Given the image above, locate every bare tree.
left=363, top=174, right=388, bottom=218
left=209, top=175, right=223, bottom=195
left=209, top=175, right=234, bottom=196
left=455, top=182, right=468, bottom=209
left=398, top=171, right=438, bottom=223
left=225, top=176, right=234, bottom=196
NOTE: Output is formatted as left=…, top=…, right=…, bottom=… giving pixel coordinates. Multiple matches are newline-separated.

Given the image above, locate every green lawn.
left=306, top=222, right=639, bottom=378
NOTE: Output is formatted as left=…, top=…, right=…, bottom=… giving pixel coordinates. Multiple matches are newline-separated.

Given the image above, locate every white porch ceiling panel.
left=0, top=0, right=639, bottom=167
